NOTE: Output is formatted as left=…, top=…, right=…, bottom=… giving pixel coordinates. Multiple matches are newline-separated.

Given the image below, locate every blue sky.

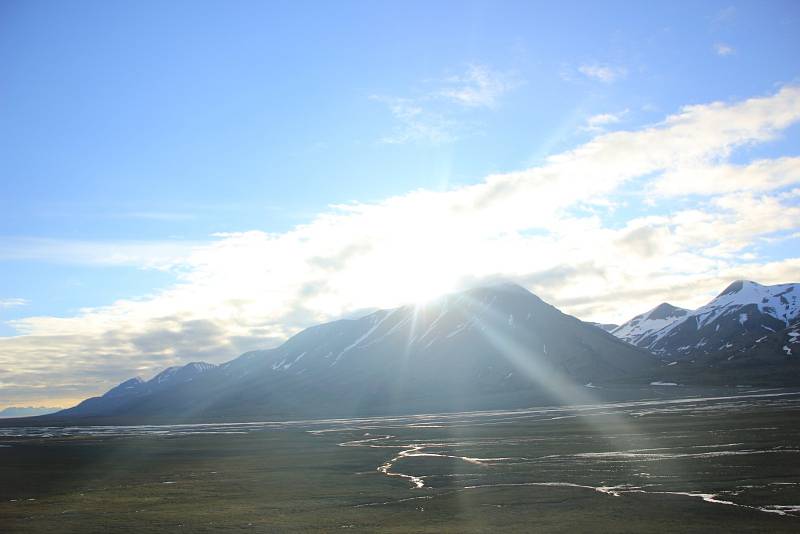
left=1, top=1, right=799, bottom=406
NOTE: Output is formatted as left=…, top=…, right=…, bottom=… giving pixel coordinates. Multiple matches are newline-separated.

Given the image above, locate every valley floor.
left=2, top=391, right=800, bottom=532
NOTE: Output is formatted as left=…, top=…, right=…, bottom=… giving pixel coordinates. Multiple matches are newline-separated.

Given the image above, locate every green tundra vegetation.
left=1, top=391, right=800, bottom=532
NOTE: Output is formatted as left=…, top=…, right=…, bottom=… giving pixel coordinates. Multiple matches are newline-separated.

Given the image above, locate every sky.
left=1, top=0, right=800, bottom=408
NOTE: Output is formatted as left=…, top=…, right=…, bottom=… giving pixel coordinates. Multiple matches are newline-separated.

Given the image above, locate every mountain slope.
left=61, top=361, right=217, bottom=417
left=648, top=280, right=799, bottom=359
left=612, top=303, right=690, bottom=348
left=708, top=316, right=800, bottom=364
left=54, top=283, right=656, bottom=422
left=612, top=280, right=800, bottom=366
left=589, top=322, right=619, bottom=333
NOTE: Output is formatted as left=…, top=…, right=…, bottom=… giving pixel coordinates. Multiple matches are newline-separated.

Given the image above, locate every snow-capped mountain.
left=615, top=280, right=800, bottom=360
left=611, top=303, right=689, bottom=348
left=54, top=283, right=655, bottom=422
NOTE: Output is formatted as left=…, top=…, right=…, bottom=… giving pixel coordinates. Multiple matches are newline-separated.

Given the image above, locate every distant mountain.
left=589, top=322, right=619, bottom=333
left=614, top=280, right=800, bottom=363
left=62, top=362, right=217, bottom=417
left=53, top=283, right=656, bottom=423
left=612, top=303, right=689, bottom=347
left=0, top=406, right=60, bottom=418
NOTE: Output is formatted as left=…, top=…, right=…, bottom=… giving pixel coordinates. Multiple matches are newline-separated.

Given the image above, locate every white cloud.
left=438, top=64, right=518, bottom=108
left=371, top=96, right=458, bottom=144
left=0, top=237, right=201, bottom=270
left=715, top=43, right=735, bottom=56
left=578, top=63, right=627, bottom=83
left=0, top=298, right=28, bottom=309
left=581, top=110, right=628, bottom=132
left=373, top=63, right=519, bottom=143
left=3, top=85, right=800, bottom=406
left=654, top=157, right=800, bottom=197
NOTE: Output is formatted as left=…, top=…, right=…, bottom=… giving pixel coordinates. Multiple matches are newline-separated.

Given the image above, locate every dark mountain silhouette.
left=52, top=283, right=656, bottom=423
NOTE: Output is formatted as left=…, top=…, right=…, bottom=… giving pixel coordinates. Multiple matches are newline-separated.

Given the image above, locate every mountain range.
left=613, top=280, right=799, bottom=360
left=52, top=283, right=655, bottom=423
left=15, top=279, right=800, bottom=424
left=611, top=280, right=800, bottom=385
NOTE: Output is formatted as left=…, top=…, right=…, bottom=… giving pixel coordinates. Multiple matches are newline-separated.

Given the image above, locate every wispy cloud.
left=371, top=96, right=459, bottom=144
left=373, top=63, right=519, bottom=143
left=578, top=63, right=627, bottom=83
left=0, top=298, right=28, bottom=309
left=115, top=211, right=197, bottom=221
left=581, top=110, right=628, bottom=132
left=3, top=85, right=800, bottom=406
left=438, top=64, right=519, bottom=108
left=712, top=6, right=737, bottom=25
left=715, top=43, right=735, bottom=56
left=0, top=237, right=202, bottom=270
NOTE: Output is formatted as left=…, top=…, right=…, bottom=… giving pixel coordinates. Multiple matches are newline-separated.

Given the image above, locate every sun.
left=389, top=275, right=456, bottom=307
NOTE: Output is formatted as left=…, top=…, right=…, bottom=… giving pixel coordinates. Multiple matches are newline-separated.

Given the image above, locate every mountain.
left=61, top=362, right=217, bottom=417
left=711, top=316, right=800, bottom=363
left=589, top=322, right=619, bottom=333
left=645, top=310, right=800, bottom=388
left=614, top=280, right=800, bottom=364
left=649, top=280, right=799, bottom=360
left=747, top=317, right=800, bottom=359
left=52, top=283, right=656, bottom=423
left=611, top=303, right=690, bottom=347
left=0, top=406, right=60, bottom=418
left=149, top=362, right=218, bottom=386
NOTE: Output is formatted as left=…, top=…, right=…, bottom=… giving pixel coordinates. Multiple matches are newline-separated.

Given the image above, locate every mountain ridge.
left=613, top=280, right=800, bottom=365
left=18, top=280, right=800, bottom=425
left=51, top=283, right=657, bottom=423
left=612, top=302, right=690, bottom=348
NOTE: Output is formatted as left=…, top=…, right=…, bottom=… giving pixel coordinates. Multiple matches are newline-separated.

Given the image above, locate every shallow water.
left=2, top=389, right=798, bottom=438
left=3, top=391, right=800, bottom=519
left=316, top=391, right=800, bottom=517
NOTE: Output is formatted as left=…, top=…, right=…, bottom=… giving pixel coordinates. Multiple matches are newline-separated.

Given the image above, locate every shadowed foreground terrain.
left=2, top=391, right=800, bottom=532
